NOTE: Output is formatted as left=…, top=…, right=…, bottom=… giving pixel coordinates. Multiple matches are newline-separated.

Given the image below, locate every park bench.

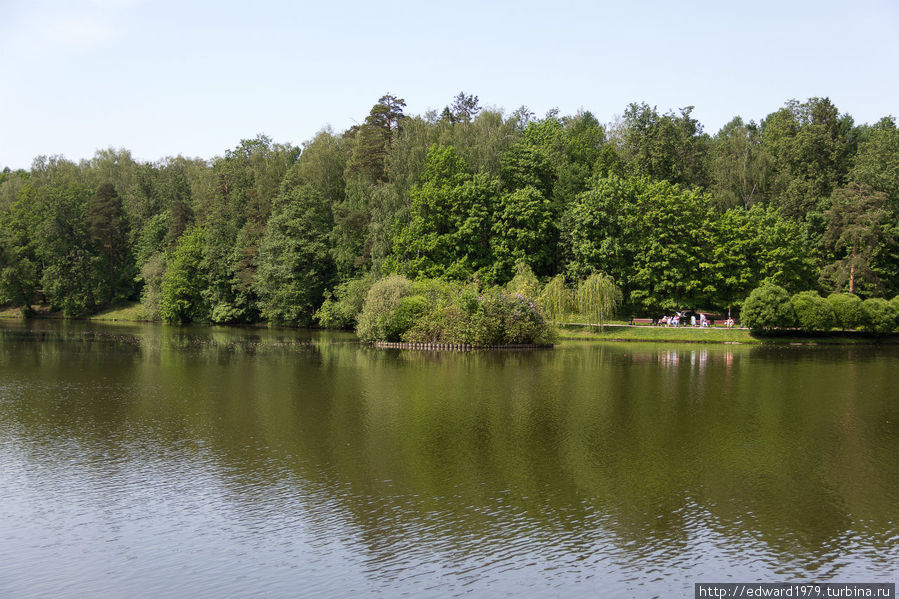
left=631, top=318, right=654, bottom=326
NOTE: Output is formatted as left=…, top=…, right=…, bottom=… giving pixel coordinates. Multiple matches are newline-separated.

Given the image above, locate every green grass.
left=88, top=302, right=150, bottom=322
left=557, top=323, right=899, bottom=345
left=558, top=324, right=756, bottom=343
left=0, top=306, right=24, bottom=319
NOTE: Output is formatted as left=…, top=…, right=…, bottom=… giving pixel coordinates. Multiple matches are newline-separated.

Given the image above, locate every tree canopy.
left=2, top=93, right=899, bottom=324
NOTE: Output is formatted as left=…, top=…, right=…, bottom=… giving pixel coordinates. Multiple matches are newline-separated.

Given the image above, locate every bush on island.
left=860, top=298, right=898, bottom=335
left=826, top=292, right=863, bottom=330
left=891, top=295, right=899, bottom=316
left=357, top=276, right=555, bottom=346
left=741, top=283, right=796, bottom=333
left=356, top=275, right=412, bottom=342
left=791, top=291, right=835, bottom=333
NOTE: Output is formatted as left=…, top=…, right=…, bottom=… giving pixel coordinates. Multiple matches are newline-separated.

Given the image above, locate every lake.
left=0, top=320, right=897, bottom=598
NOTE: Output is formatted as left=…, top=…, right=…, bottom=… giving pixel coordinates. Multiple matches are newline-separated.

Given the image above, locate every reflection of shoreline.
left=1, top=321, right=898, bottom=591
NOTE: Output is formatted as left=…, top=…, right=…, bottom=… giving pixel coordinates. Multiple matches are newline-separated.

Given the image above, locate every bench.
left=631, top=318, right=654, bottom=326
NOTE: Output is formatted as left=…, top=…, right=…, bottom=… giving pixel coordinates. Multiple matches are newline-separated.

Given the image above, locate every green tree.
left=356, top=274, right=412, bottom=342
left=760, top=98, right=855, bottom=218
left=254, top=185, right=335, bottom=325
left=346, top=94, right=407, bottom=183
left=505, top=261, right=541, bottom=298
left=710, top=117, right=771, bottom=210
left=616, top=102, right=709, bottom=187
left=491, top=186, right=557, bottom=279
left=565, top=176, right=713, bottom=313
left=538, top=274, right=571, bottom=325
left=88, top=182, right=134, bottom=304
left=576, top=272, right=622, bottom=330
left=159, top=227, right=209, bottom=323
left=821, top=183, right=893, bottom=294
left=390, top=145, right=498, bottom=281
left=849, top=116, right=899, bottom=206
left=441, top=91, right=481, bottom=124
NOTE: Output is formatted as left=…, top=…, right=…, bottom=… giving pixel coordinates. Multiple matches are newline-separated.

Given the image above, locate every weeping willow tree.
left=577, top=273, right=622, bottom=330
left=539, top=274, right=571, bottom=325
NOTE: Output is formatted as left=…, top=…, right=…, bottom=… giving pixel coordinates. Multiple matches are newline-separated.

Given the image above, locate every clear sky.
left=1, top=0, right=897, bottom=170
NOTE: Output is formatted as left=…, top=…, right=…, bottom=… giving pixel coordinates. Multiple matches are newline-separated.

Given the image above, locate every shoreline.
left=5, top=305, right=899, bottom=346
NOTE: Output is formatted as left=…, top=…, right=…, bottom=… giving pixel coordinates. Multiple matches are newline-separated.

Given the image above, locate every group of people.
left=658, top=312, right=736, bottom=328
left=659, top=312, right=709, bottom=328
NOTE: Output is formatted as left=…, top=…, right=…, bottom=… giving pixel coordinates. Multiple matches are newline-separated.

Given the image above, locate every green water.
left=0, top=320, right=896, bottom=598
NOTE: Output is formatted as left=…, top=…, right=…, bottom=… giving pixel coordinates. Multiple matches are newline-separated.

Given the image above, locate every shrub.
left=860, top=298, right=898, bottom=335
left=315, top=276, right=374, bottom=329
left=827, top=292, right=863, bottom=330
left=356, top=275, right=412, bottom=342
left=466, top=288, right=555, bottom=345
left=791, top=291, right=835, bottom=333
left=357, top=277, right=555, bottom=345
left=741, top=283, right=796, bottom=333
left=506, top=262, right=541, bottom=299
left=392, top=295, right=430, bottom=340
left=891, top=295, right=899, bottom=316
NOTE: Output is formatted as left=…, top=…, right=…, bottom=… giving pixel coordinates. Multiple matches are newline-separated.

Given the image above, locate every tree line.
left=1, top=93, right=897, bottom=324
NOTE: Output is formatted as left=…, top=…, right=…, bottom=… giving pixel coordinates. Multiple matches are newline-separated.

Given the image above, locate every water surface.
left=0, top=321, right=897, bottom=598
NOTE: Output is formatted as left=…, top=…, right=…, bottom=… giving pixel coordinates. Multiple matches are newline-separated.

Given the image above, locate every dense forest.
left=1, top=93, right=897, bottom=325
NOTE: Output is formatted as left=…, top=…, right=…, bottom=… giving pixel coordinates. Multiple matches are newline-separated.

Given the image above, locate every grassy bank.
left=559, top=324, right=757, bottom=343
left=0, top=302, right=151, bottom=323
left=88, top=302, right=150, bottom=322
left=558, top=323, right=899, bottom=344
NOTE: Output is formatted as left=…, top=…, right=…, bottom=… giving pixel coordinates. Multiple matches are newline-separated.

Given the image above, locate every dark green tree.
left=617, top=102, right=710, bottom=187
left=346, top=94, right=406, bottom=183
left=761, top=98, right=855, bottom=218
left=255, top=185, right=335, bottom=325
left=710, top=117, right=771, bottom=210
left=88, top=182, right=134, bottom=304
left=389, top=145, right=498, bottom=281
left=821, top=183, right=893, bottom=294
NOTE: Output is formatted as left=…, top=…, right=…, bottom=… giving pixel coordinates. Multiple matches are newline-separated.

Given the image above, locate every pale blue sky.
left=1, top=0, right=897, bottom=170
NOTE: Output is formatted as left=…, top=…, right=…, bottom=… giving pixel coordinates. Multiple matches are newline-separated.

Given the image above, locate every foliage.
left=826, top=292, right=863, bottom=330
left=859, top=298, right=898, bottom=335
left=741, top=283, right=796, bottom=333
left=506, top=262, right=541, bottom=298
left=538, top=274, right=571, bottom=325
left=159, top=227, right=209, bottom=323
left=790, top=291, right=836, bottom=332
left=709, top=117, right=770, bottom=210
left=88, top=182, right=134, bottom=304
left=566, top=176, right=712, bottom=313
left=389, top=145, right=498, bottom=281
left=254, top=185, right=335, bottom=325
left=821, top=183, right=893, bottom=294
left=616, top=102, right=709, bottom=188
left=356, top=275, right=413, bottom=342
left=357, top=276, right=554, bottom=346
left=138, top=253, right=165, bottom=321
left=760, top=97, right=855, bottom=218
left=4, top=95, right=899, bottom=329
left=576, top=273, right=622, bottom=329
left=315, top=275, right=374, bottom=329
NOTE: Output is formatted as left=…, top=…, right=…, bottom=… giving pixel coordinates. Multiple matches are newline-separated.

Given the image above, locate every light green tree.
left=539, top=274, right=571, bottom=325
left=576, top=273, right=622, bottom=330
